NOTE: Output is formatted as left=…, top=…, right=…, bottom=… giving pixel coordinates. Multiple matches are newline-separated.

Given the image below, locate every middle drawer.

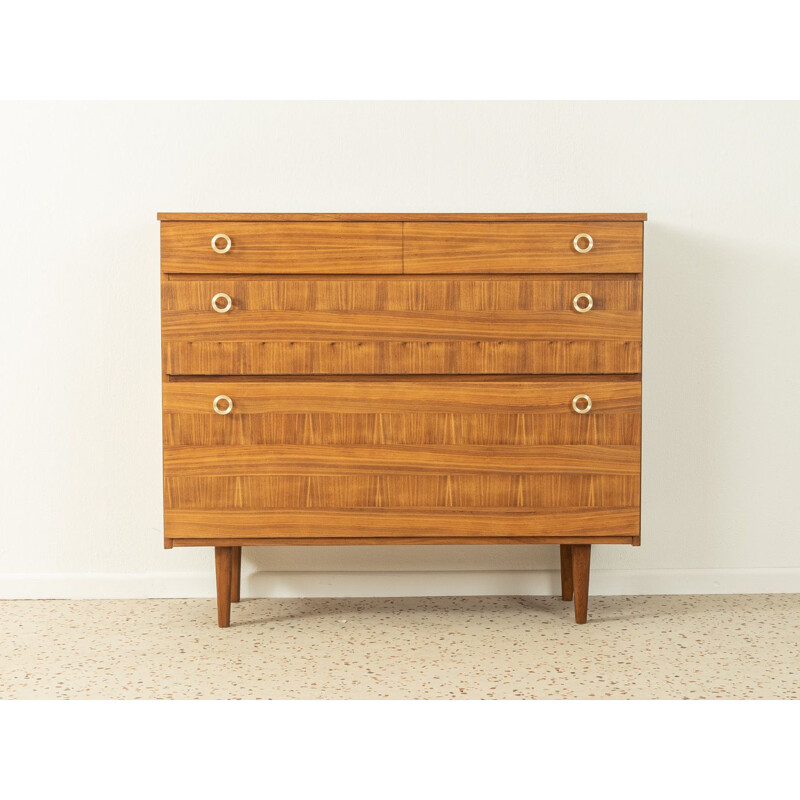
left=162, top=277, right=642, bottom=375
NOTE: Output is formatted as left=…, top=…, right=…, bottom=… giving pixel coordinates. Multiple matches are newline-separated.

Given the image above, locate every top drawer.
left=404, top=222, right=642, bottom=273
left=161, top=220, right=642, bottom=275
left=161, top=222, right=403, bottom=274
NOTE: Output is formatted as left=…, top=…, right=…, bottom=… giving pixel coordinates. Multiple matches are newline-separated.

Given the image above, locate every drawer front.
left=404, top=222, right=642, bottom=273
left=162, top=277, right=641, bottom=375
left=161, top=222, right=403, bottom=274
left=162, top=379, right=640, bottom=540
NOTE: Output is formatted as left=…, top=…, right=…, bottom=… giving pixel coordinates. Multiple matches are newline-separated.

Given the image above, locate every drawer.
left=160, top=221, right=403, bottom=274
left=161, top=277, right=642, bottom=375
left=162, top=378, right=641, bottom=540
left=404, top=222, right=642, bottom=273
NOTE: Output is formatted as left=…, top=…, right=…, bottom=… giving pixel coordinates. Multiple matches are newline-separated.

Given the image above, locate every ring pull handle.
left=572, top=394, right=592, bottom=414
left=213, top=395, right=233, bottom=415
left=572, top=292, right=593, bottom=313
left=211, top=233, right=232, bottom=254
left=573, top=233, right=594, bottom=253
left=211, top=292, right=232, bottom=313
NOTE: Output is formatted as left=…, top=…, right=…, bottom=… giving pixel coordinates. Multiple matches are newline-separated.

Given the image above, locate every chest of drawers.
left=159, top=213, right=645, bottom=626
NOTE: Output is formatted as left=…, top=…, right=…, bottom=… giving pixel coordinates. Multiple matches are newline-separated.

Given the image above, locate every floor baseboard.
left=1, top=568, right=798, bottom=599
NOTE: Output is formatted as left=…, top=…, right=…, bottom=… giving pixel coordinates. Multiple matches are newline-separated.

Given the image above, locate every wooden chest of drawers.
left=159, top=213, right=645, bottom=626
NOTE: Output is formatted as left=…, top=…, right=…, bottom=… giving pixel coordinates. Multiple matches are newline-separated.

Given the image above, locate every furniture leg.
left=560, top=545, right=574, bottom=600
left=571, top=544, right=591, bottom=624
left=214, top=546, right=233, bottom=627
left=230, top=546, right=242, bottom=603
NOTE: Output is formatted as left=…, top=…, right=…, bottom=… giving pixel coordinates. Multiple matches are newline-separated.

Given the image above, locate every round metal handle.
left=211, top=233, right=232, bottom=254
left=211, top=292, right=232, bottom=313
left=573, top=233, right=594, bottom=253
left=572, top=394, right=592, bottom=414
left=213, top=395, right=233, bottom=415
left=572, top=292, right=594, bottom=313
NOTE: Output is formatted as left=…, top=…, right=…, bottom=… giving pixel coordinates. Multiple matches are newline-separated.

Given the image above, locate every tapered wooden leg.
left=571, top=544, right=591, bottom=624
left=560, top=545, right=573, bottom=601
left=230, top=546, right=242, bottom=603
left=214, top=546, right=233, bottom=628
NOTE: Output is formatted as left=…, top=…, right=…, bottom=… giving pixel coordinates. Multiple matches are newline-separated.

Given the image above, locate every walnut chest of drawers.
left=159, top=212, right=645, bottom=626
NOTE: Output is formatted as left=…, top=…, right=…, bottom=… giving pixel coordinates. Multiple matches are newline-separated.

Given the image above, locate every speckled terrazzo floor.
left=1, top=595, right=798, bottom=699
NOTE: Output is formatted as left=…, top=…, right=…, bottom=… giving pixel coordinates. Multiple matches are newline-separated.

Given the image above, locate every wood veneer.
left=161, top=277, right=642, bottom=375
left=404, top=222, right=642, bottom=273
left=161, top=222, right=402, bottom=274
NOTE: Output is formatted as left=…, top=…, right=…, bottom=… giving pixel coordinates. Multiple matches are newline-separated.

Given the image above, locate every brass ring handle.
left=572, top=394, right=592, bottom=414
left=573, top=233, right=594, bottom=253
left=572, top=292, right=593, bottom=313
left=213, top=395, right=233, bottom=415
left=211, top=233, right=232, bottom=254
left=211, top=292, right=232, bottom=313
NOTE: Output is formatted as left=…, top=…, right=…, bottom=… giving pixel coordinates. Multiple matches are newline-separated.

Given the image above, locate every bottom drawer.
left=162, top=378, right=641, bottom=541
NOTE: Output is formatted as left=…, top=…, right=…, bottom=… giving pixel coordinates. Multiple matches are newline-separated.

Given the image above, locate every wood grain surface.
left=162, top=277, right=642, bottom=311
left=164, top=475, right=640, bottom=510
left=162, top=378, right=640, bottom=539
left=162, top=310, right=640, bottom=342
left=162, top=378, right=641, bottom=416
left=163, top=443, right=640, bottom=477
left=161, top=221, right=402, bottom=274
left=165, top=509, right=640, bottom=540
left=164, top=340, right=641, bottom=375
left=404, top=222, right=643, bottom=273
left=161, top=276, right=641, bottom=374
left=170, top=535, right=635, bottom=546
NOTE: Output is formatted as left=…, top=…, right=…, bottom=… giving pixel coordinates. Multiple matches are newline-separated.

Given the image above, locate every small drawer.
left=404, top=222, right=643, bottom=273
left=161, top=221, right=403, bottom=274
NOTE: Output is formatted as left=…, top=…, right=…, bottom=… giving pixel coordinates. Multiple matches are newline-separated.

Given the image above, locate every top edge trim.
left=157, top=213, right=648, bottom=222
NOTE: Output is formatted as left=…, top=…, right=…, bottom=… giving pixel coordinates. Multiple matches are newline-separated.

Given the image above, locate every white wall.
left=1, top=101, right=798, bottom=598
